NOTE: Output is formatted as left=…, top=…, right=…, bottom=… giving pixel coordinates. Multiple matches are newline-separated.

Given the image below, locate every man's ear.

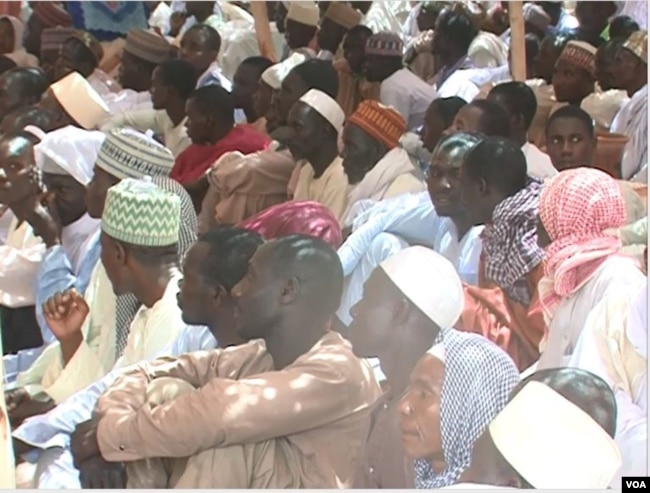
left=478, top=177, right=488, bottom=195
left=279, top=276, right=300, bottom=305
left=393, top=298, right=411, bottom=326
left=114, top=241, right=128, bottom=267
left=212, top=284, right=226, bottom=305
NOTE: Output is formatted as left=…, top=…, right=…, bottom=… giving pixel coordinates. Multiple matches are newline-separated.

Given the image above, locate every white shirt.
left=148, top=1, right=172, bottom=31
left=436, top=69, right=480, bottom=102
left=610, top=84, right=648, bottom=182
left=521, top=142, right=558, bottom=180
left=337, top=191, right=483, bottom=325
left=568, top=283, right=648, bottom=485
left=0, top=216, right=45, bottom=309
left=317, top=50, right=335, bottom=61
left=380, top=68, right=437, bottom=130
left=100, top=90, right=153, bottom=125
left=538, top=256, right=646, bottom=370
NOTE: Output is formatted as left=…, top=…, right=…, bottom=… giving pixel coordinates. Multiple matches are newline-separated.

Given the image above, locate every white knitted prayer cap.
left=379, top=246, right=464, bottom=329
left=299, top=89, right=345, bottom=133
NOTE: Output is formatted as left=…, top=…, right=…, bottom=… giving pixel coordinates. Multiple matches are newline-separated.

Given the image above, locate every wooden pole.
left=508, top=0, right=526, bottom=82
left=251, top=1, right=278, bottom=63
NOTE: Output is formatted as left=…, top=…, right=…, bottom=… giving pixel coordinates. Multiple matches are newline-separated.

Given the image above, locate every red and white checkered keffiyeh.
left=538, top=168, right=626, bottom=320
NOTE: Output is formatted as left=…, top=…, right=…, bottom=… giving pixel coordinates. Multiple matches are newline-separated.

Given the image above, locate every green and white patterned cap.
left=96, top=128, right=175, bottom=180
left=101, top=178, right=180, bottom=247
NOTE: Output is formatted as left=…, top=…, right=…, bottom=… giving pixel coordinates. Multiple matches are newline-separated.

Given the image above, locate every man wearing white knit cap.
left=37, top=72, right=109, bottom=131
left=287, top=88, right=350, bottom=221
left=460, top=368, right=622, bottom=489
left=349, top=246, right=464, bottom=488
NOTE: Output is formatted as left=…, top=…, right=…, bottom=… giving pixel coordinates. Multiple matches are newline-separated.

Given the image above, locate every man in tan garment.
left=288, top=89, right=351, bottom=222
left=69, top=235, right=381, bottom=488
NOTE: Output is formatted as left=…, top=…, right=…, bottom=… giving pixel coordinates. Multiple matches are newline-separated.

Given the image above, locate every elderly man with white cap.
left=459, top=368, right=622, bottom=489
left=349, top=245, right=465, bottom=488
left=286, top=88, right=350, bottom=222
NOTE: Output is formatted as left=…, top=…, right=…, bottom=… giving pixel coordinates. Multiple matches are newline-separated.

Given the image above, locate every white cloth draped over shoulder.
left=337, top=191, right=483, bottom=326
left=341, top=147, right=426, bottom=227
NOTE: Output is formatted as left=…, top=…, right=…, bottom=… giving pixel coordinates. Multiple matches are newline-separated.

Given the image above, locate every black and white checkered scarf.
left=414, top=329, right=520, bottom=488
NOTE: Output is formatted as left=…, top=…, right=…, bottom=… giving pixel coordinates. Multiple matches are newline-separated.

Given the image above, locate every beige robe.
left=353, top=392, right=415, bottom=488
left=294, top=156, right=351, bottom=223
left=95, top=332, right=382, bottom=488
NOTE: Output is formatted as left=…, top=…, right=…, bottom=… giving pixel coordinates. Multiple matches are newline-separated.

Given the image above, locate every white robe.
left=361, top=0, right=411, bottom=35
left=337, top=191, right=483, bottom=326
left=521, top=142, right=558, bottom=180
left=16, top=268, right=184, bottom=404
left=568, top=283, right=647, bottom=486
left=537, top=256, right=646, bottom=370
left=435, top=69, right=480, bottom=102
left=380, top=68, right=438, bottom=130
left=101, top=109, right=191, bottom=158
left=610, top=84, right=648, bottom=182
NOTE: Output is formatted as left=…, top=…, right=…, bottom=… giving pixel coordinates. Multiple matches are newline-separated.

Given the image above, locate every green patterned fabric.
left=101, top=178, right=180, bottom=246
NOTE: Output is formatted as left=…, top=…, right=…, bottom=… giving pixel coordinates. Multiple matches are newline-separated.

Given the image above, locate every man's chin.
left=432, top=201, right=459, bottom=218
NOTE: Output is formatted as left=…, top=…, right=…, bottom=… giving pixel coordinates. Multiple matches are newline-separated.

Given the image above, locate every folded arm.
left=96, top=353, right=359, bottom=461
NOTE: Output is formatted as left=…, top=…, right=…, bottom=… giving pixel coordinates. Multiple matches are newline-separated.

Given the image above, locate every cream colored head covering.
left=325, top=3, right=362, bottom=29
left=286, top=1, right=319, bottom=27
left=299, top=89, right=345, bottom=132
left=50, top=72, right=110, bottom=130
left=35, top=125, right=105, bottom=186
left=489, top=381, right=622, bottom=489
left=261, top=52, right=308, bottom=90
left=379, top=246, right=464, bottom=328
